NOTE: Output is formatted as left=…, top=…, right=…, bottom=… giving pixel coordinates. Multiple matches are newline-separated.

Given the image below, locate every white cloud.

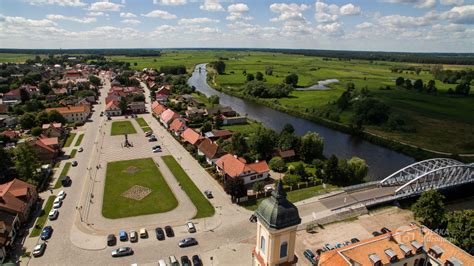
left=440, top=0, right=464, bottom=5
left=141, top=10, right=177, bottom=19
left=440, top=5, right=474, bottom=24
left=200, top=0, right=225, bottom=12
left=0, top=15, right=56, bottom=27
left=178, top=17, right=219, bottom=24
left=384, top=0, right=436, bottom=9
left=87, top=12, right=107, bottom=16
left=356, top=22, right=373, bottom=29
left=317, top=22, right=344, bottom=36
left=121, top=19, right=141, bottom=25
left=379, top=14, right=433, bottom=28
left=26, top=0, right=86, bottom=7
left=226, top=12, right=253, bottom=21
left=120, top=12, right=136, bottom=18
left=270, top=3, right=310, bottom=22
left=46, top=14, right=96, bottom=23
left=88, top=1, right=123, bottom=12
left=228, top=3, right=249, bottom=13
left=340, top=3, right=361, bottom=16
left=315, top=1, right=361, bottom=23
left=153, top=0, right=187, bottom=5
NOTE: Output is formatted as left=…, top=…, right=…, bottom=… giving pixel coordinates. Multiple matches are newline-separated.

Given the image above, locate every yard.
left=162, top=156, right=215, bottom=218
left=102, top=158, right=178, bottom=219
left=110, top=120, right=137, bottom=136
left=30, top=196, right=56, bottom=237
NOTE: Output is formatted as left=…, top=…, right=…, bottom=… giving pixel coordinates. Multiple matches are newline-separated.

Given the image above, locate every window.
left=280, top=242, right=288, bottom=258
left=260, top=236, right=266, bottom=254
left=414, top=259, right=418, bottom=266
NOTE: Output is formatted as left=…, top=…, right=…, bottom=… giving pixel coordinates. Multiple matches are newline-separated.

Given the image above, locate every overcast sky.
left=0, top=0, right=473, bottom=52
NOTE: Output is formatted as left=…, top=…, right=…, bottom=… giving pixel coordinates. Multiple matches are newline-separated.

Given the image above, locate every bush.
left=283, top=174, right=299, bottom=187
left=31, top=127, right=42, bottom=136
left=269, top=156, right=286, bottom=172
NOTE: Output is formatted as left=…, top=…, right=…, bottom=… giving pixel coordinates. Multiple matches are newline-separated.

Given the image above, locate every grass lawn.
left=222, top=121, right=263, bottom=136
left=162, top=156, right=215, bottom=218
left=110, top=121, right=137, bottom=136
left=54, top=162, right=71, bottom=189
left=242, top=184, right=337, bottom=211
left=64, top=133, right=76, bottom=148
left=102, top=158, right=178, bottom=219
left=142, top=126, right=151, bottom=133
left=69, top=149, right=77, bottom=159
left=135, top=117, right=149, bottom=128
left=30, top=196, right=56, bottom=237
left=75, top=134, right=84, bottom=146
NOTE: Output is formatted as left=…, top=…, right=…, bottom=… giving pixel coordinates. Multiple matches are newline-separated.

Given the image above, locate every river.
left=188, top=63, right=415, bottom=180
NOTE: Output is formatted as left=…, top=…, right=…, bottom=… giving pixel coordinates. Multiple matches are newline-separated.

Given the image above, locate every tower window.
left=260, top=236, right=266, bottom=254
left=280, top=242, right=288, bottom=258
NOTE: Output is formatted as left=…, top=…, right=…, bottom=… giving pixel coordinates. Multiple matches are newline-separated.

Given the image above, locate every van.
left=139, top=228, right=148, bottom=238
left=186, top=221, right=196, bottom=233
left=169, top=255, right=179, bottom=266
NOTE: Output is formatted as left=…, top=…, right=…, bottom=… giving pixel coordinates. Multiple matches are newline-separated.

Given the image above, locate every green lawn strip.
left=74, top=134, right=84, bottom=146
left=30, top=196, right=56, bottom=237
left=242, top=184, right=337, bottom=211
left=63, top=133, right=76, bottom=148
left=102, top=158, right=178, bottom=219
left=135, top=117, right=149, bottom=128
left=162, top=156, right=215, bottom=218
left=110, top=121, right=137, bottom=136
left=69, top=149, right=77, bottom=158
left=53, top=162, right=71, bottom=189
left=141, top=126, right=151, bottom=133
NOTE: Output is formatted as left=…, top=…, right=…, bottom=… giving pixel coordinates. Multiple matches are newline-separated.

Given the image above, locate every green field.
left=0, top=53, right=36, bottom=63
left=30, top=196, right=56, bottom=237
left=75, top=134, right=84, bottom=146
left=102, top=158, right=178, bottom=219
left=64, top=133, right=76, bottom=148
left=110, top=51, right=474, bottom=154
left=54, top=162, right=71, bottom=189
left=111, top=121, right=137, bottom=136
left=162, top=156, right=215, bottom=218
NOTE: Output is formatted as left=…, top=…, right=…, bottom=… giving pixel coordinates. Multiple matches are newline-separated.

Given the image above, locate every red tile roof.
left=42, top=123, right=62, bottom=129
left=215, top=154, right=269, bottom=177
left=198, top=138, right=226, bottom=159
left=160, top=109, right=179, bottom=124
left=0, top=179, right=36, bottom=214
left=1, top=130, right=19, bottom=139
left=151, top=101, right=167, bottom=116
left=181, top=128, right=203, bottom=145
left=46, top=105, right=90, bottom=115
left=169, top=118, right=186, bottom=132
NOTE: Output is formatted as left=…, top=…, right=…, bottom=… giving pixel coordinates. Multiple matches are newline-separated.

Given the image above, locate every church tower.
left=253, top=180, right=302, bottom=266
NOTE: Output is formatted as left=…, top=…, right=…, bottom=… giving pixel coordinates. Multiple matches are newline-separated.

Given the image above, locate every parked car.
left=192, top=255, right=202, bottom=266
left=155, top=227, right=165, bottom=240
left=324, top=243, right=334, bottom=250
left=169, top=256, right=179, bottom=266
left=107, top=234, right=117, bottom=246
left=40, top=226, right=53, bottom=240
left=119, top=231, right=128, bottom=241
left=78, top=147, right=83, bottom=152
left=381, top=227, right=392, bottom=234
left=100, top=112, right=104, bottom=117
left=165, top=226, right=174, bottom=237
left=111, top=247, right=133, bottom=257
left=335, top=242, right=343, bottom=248
left=139, top=228, right=148, bottom=239
left=32, top=243, right=47, bottom=257
left=204, top=190, right=213, bottom=199
left=48, top=209, right=58, bottom=220
left=148, top=137, right=157, bottom=142
left=153, top=148, right=162, bottom=153
left=344, top=241, right=351, bottom=246
left=372, top=231, right=382, bottom=237
left=158, top=259, right=167, bottom=266
left=303, top=249, right=316, bottom=265
left=130, top=231, right=138, bottom=242
left=178, top=237, right=198, bottom=248
left=61, top=176, right=71, bottom=187
left=186, top=221, right=196, bottom=233
left=57, top=190, right=66, bottom=200
left=264, top=185, right=274, bottom=192
left=351, top=238, right=360, bottom=243
left=72, top=161, right=78, bottom=167
left=152, top=145, right=161, bottom=150
left=53, top=198, right=62, bottom=209
left=145, top=131, right=153, bottom=137
left=181, top=256, right=191, bottom=266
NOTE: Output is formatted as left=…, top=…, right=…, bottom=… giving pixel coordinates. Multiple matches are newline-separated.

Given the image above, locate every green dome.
left=255, top=181, right=301, bottom=230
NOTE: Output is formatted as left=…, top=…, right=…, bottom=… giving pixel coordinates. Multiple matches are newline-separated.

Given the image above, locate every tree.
left=293, top=162, right=308, bottom=181
left=229, top=132, right=248, bottom=156
left=31, top=127, right=42, bottom=136
left=269, top=157, right=286, bottom=173
left=265, top=66, right=273, bottom=76
left=337, top=91, right=351, bottom=110
left=284, top=73, right=298, bottom=87
left=446, top=210, right=474, bottom=253
left=252, top=181, right=264, bottom=196
left=210, top=61, right=226, bottom=74
left=246, top=73, right=255, bottom=82
left=224, top=177, right=246, bottom=201
left=281, top=123, right=295, bottom=134
left=395, top=77, right=405, bottom=87
left=250, top=126, right=277, bottom=159
left=19, top=113, right=36, bottom=129
left=455, top=82, right=471, bottom=95
left=347, top=157, right=368, bottom=184
left=39, top=81, right=51, bottom=95
left=413, top=79, right=423, bottom=91
left=208, top=95, right=220, bottom=106
left=20, top=88, right=30, bottom=103
left=405, top=79, right=413, bottom=89
left=346, top=82, right=355, bottom=91
left=255, top=71, right=264, bottom=81
left=0, top=147, right=14, bottom=182
left=299, top=132, right=324, bottom=163
left=324, top=155, right=339, bottom=184
left=89, top=75, right=101, bottom=87
left=412, top=189, right=446, bottom=229
left=353, top=98, right=390, bottom=125
left=201, top=121, right=212, bottom=133
left=119, top=97, right=128, bottom=114
left=426, top=80, right=437, bottom=93
left=48, top=110, right=66, bottom=124
left=14, top=144, right=41, bottom=185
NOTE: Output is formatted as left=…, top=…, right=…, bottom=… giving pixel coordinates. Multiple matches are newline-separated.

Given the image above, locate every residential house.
left=31, top=137, right=60, bottom=162
left=205, top=105, right=237, bottom=117
left=0, top=115, right=17, bottom=128
left=105, top=94, right=121, bottom=105
left=317, top=223, right=474, bottom=266
left=0, top=216, right=20, bottom=264
left=177, top=94, right=201, bottom=107
left=169, top=118, right=187, bottom=137
left=0, top=178, right=38, bottom=223
left=19, top=84, right=39, bottom=96
left=105, top=101, right=121, bottom=117
left=45, top=105, right=91, bottom=123
left=52, top=87, right=68, bottom=95
left=185, top=107, right=207, bottom=120
left=272, top=149, right=296, bottom=160
left=128, top=102, right=146, bottom=113
left=41, top=123, right=65, bottom=138
left=160, top=109, right=179, bottom=128
left=197, top=138, right=227, bottom=165
left=151, top=101, right=167, bottom=117
left=181, top=128, right=204, bottom=146
left=64, top=70, right=82, bottom=81
left=0, top=104, right=7, bottom=114
left=222, top=116, right=247, bottom=126
left=155, top=85, right=171, bottom=103
left=2, top=89, right=21, bottom=104
left=215, top=154, right=270, bottom=185
left=0, top=129, right=20, bottom=140
left=204, top=130, right=233, bottom=141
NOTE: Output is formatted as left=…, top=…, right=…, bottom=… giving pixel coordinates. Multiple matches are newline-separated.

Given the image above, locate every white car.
left=53, top=198, right=62, bottom=209
left=153, top=148, right=162, bottom=153
left=57, top=190, right=66, bottom=200
left=48, top=209, right=58, bottom=220
left=32, top=243, right=46, bottom=257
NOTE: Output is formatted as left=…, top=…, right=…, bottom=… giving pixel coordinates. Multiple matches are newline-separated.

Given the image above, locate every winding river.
left=188, top=63, right=415, bottom=180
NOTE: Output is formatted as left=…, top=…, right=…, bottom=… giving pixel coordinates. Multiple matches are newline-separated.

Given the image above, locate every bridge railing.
left=343, top=181, right=380, bottom=192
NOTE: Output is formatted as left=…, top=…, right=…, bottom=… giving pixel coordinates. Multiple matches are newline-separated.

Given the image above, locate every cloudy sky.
left=0, top=0, right=473, bottom=52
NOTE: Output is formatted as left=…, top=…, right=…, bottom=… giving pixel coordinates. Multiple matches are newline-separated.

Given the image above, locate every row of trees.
left=19, top=110, right=66, bottom=130
left=159, top=65, right=187, bottom=75
left=395, top=77, right=438, bottom=93
left=243, top=81, right=294, bottom=98
left=0, top=145, right=41, bottom=186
